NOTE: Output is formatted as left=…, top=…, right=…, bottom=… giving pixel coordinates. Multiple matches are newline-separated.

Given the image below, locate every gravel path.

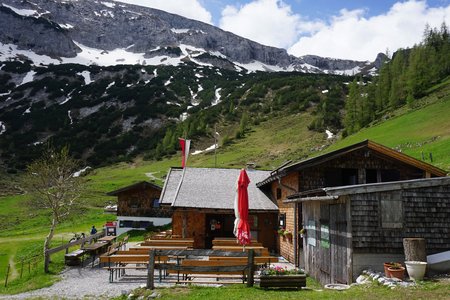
left=1, top=266, right=159, bottom=300
left=1, top=256, right=293, bottom=299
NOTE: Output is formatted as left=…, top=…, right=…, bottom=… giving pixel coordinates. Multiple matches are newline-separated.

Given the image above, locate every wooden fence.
left=44, top=231, right=105, bottom=272
left=3, top=254, right=42, bottom=287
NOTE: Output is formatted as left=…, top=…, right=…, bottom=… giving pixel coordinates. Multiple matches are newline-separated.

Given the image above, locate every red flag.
left=179, top=138, right=191, bottom=168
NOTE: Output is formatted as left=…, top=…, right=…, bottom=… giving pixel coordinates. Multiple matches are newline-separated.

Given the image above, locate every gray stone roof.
left=159, top=167, right=278, bottom=211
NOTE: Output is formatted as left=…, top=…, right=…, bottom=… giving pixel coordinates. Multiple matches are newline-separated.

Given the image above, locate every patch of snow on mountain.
left=195, top=73, right=203, bottom=78
left=192, top=144, right=218, bottom=155
left=334, top=66, right=361, bottom=76
left=63, top=42, right=147, bottom=66
left=2, top=4, right=37, bottom=16
left=164, top=76, right=173, bottom=86
left=180, top=112, right=188, bottom=121
left=153, top=69, right=158, bottom=77
left=20, top=71, right=36, bottom=85
left=0, top=121, right=6, bottom=135
left=234, top=61, right=293, bottom=73
left=59, top=23, right=74, bottom=29
left=0, top=91, right=11, bottom=96
left=73, top=166, right=91, bottom=177
left=0, top=42, right=59, bottom=65
left=23, top=107, right=31, bottom=114
left=326, top=130, right=334, bottom=139
left=171, top=28, right=190, bottom=34
left=101, top=2, right=116, bottom=8
left=77, top=70, right=93, bottom=85
left=126, top=83, right=133, bottom=87
left=210, top=51, right=226, bottom=59
left=106, top=82, right=115, bottom=89
left=212, top=88, right=222, bottom=106
left=166, top=101, right=181, bottom=106
left=197, top=84, right=203, bottom=93
left=321, top=89, right=329, bottom=94
left=68, top=110, right=73, bottom=125
left=60, top=96, right=71, bottom=105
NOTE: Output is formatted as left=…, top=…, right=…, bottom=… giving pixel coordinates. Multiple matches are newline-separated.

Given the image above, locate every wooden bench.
left=141, top=239, right=194, bottom=247
left=100, top=254, right=170, bottom=282
left=166, top=259, right=250, bottom=283
left=212, top=246, right=270, bottom=256
left=208, top=256, right=278, bottom=265
left=212, top=238, right=260, bottom=247
left=64, top=249, right=86, bottom=266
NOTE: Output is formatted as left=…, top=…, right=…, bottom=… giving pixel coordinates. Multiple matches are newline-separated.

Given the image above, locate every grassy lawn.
left=116, top=277, right=450, bottom=300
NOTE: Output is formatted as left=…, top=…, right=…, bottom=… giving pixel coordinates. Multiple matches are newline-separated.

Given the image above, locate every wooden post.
left=44, top=251, right=50, bottom=273
left=403, top=238, right=426, bottom=262
left=20, top=260, right=24, bottom=279
left=247, top=249, right=254, bottom=287
left=4, top=264, right=10, bottom=287
left=147, top=250, right=156, bottom=290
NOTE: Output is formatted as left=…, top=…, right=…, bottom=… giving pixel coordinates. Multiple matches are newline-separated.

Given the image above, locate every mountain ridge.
left=0, top=0, right=382, bottom=74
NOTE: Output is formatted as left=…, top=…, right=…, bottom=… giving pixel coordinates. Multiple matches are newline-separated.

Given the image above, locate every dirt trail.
left=8, top=254, right=18, bottom=279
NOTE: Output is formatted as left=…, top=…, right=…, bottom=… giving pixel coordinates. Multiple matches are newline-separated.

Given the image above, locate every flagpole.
left=214, top=124, right=217, bottom=168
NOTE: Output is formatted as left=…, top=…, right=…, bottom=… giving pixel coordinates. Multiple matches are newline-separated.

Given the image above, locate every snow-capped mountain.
left=0, top=0, right=381, bottom=75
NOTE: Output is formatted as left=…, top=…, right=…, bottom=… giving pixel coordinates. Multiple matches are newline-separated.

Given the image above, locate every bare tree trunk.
left=44, top=218, right=57, bottom=273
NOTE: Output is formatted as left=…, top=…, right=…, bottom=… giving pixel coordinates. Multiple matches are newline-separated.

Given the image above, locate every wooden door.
left=330, top=203, right=348, bottom=284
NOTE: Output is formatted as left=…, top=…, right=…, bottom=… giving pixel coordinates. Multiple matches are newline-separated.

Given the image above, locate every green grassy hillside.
left=0, top=77, right=448, bottom=295
left=324, top=77, right=450, bottom=171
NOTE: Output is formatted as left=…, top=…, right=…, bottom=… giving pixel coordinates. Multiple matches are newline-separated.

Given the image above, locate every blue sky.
left=116, top=0, right=450, bottom=60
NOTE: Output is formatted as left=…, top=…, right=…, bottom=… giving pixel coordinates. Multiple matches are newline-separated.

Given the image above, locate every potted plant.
left=259, top=266, right=306, bottom=290
left=284, top=230, right=293, bottom=242
left=299, top=228, right=306, bottom=238
left=383, top=262, right=396, bottom=278
left=387, top=263, right=405, bottom=280
left=404, top=261, right=427, bottom=281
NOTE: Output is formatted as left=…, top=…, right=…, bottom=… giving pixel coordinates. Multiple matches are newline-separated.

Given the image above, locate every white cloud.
left=288, top=1, right=450, bottom=61
left=113, top=0, right=213, bottom=24
left=219, top=0, right=306, bottom=48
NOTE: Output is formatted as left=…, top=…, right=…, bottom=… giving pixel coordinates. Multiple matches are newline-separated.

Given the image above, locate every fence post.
left=247, top=249, right=255, bottom=287
left=44, top=251, right=50, bottom=273
left=147, top=250, right=156, bottom=290
left=20, top=260, right=24, bottom=279
left=4, top=264, right=10, bottom=287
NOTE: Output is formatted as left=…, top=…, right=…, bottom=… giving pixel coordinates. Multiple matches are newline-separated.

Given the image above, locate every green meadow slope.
left=0, top=78, right=448, bottom=294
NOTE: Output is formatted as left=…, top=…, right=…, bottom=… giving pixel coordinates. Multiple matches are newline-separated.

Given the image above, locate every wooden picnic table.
left=130, top=246, right=190, bottom=251
left=84, top=242, right=109, bottom=266
left=98, top=235, right=116, bottom=243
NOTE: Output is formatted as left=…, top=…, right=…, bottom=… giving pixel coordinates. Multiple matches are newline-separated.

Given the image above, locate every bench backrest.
left=208, top=256, right=278, bottom=264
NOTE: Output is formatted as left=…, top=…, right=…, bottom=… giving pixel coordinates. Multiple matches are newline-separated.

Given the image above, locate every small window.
left=381, top=169, right=400, bottom=182
left=279, top=213, right=286, bottom=227
left=380, top=192, right=403, bottom=229
left=276, top=188, right=282, bottom=199
left=152, top=198, right=160, bottom=208
left=366, top=169, right=378, bottom=183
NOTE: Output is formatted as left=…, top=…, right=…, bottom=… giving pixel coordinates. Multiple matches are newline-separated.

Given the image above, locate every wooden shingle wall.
left=117, top=187, right=170, bottom=217
left=299, top=149, right=426, bottom=192
left=350, top=184, right=450, bottom=254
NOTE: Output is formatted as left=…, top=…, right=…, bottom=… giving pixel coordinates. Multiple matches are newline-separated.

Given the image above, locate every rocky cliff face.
left=0, top=0, right=378, bottom=74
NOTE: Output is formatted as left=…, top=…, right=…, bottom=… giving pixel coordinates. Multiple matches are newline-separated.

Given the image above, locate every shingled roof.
left=159, top=167, right=278, bottom=211
left=106, top=181, right=162, bottom=196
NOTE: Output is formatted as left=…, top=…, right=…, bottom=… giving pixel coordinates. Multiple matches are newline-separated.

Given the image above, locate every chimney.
left=246, top=162, right=256, bottom=170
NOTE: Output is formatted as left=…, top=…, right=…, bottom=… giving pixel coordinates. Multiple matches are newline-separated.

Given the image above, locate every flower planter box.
left=259, top=274, right=306, bottom=289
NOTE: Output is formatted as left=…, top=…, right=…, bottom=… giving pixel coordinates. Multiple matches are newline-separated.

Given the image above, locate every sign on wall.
left=320, top=224, right=330, bottom=249
left=307, top=220, right=316, bottom=246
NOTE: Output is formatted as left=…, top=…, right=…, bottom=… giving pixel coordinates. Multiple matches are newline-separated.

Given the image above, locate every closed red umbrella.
left=234, top=169, right=251, bottom=246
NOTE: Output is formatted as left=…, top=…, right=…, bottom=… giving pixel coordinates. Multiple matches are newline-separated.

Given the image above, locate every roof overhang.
left=257, top=140, right=448, bottom=188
